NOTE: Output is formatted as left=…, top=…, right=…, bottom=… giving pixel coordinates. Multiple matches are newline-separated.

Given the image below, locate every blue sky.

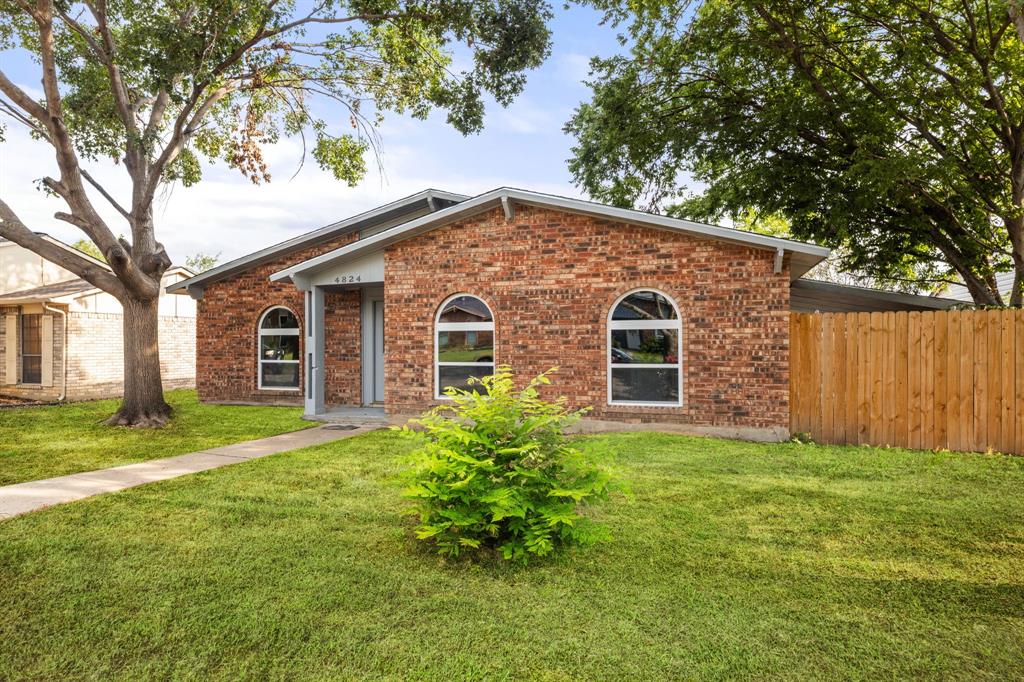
left=0, top=4, right=638, bottom=264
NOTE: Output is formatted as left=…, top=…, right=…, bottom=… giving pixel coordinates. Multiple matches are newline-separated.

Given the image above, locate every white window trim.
left=258, top=306, right=301, bottom=391
left=434, top=293, right=495, bottom=400
left=607, top=289, right=683, bottom=407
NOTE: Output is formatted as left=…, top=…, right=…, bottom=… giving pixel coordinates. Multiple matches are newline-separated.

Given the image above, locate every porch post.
left=303, top=284, right=326, bottom=416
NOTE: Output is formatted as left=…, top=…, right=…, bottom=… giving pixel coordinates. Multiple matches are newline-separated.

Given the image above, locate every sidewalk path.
left=0, top=425, right=373, bottom=521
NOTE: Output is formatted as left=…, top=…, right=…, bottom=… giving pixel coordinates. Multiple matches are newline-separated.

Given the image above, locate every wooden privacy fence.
left=790, top=310, right=1022, bottom=455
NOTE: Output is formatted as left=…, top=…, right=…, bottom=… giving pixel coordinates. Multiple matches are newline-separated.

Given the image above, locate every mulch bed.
left=0, top=396, right=50, bottom=408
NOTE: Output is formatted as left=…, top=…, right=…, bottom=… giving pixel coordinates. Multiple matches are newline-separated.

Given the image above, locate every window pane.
left=261, top=335, right=299, bottom=361
left=439, top=364, right=494, bottom=394
left=611, top=328, right=678, bottom=364
left=438, top=330, right=494, bottom=363
left=611, top=367, right=679, bottom=403
left=261, top=308, right=299, bottom=329
left=22, top=355, right=41, bottom=384
left=439, top=296, right=492, bottom=323
left=612, top=291, right=678, bottom=321
left=261, top=362, right=299, bottom=388
left=21, top=314, right=41, bottom=355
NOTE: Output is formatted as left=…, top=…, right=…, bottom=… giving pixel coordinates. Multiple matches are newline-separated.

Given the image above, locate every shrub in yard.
left=402, top=367, right=613, bottom=563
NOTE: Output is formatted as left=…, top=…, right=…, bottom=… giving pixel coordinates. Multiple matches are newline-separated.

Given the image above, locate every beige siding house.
left=0, top=235, right=196, bottom=402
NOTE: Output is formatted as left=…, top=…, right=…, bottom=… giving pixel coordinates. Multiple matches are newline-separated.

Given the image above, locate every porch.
left=302, top=405, right=390, bottom=426
left=288, top=250, right=386, bottom=418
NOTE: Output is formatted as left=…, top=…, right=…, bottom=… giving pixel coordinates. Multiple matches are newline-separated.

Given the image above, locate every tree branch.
left=1010, top=1, right=1024, bottom=42
left=31, top=0, right=155, bottom=297
left=0, top=198, right=125, bottom=297
left=80, top=168, right=131, bottom=219
left=0, top=69, right=49, bottom=123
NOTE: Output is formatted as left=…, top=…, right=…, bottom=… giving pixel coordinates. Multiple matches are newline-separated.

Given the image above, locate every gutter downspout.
left=42, top=302, right=67, bottom=402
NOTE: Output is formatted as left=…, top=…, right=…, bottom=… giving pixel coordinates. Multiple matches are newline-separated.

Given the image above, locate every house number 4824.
left=334, top=274, right=361, bottom=284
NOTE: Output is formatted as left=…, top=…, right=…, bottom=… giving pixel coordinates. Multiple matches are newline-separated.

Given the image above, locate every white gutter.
left=42, top=302, right=67, bottom=402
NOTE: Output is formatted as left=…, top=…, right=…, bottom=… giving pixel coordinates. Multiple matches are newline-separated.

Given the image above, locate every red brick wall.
left=196, top=235, right=361, bottom=405
left=384, top=205, right=790, bottom=429
left=324, top=290, right=361, bottom=405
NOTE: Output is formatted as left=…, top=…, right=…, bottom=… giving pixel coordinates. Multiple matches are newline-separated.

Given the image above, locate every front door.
left=372, top=299, right=385, bottom=403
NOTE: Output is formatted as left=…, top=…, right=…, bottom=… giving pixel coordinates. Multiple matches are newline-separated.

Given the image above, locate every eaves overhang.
left=166, top=188, right=468, bottom=299
left=271, top=187, right=831, bottom=284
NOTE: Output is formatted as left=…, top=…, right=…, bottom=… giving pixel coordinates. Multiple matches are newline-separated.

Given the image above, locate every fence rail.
left=790, top=310, right=1022, bottom=455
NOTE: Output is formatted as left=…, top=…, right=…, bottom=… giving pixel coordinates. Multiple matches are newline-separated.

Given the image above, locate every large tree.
left=568, top=0, right=1024, bottom=305
left=0, top=0, right=552, bottom=426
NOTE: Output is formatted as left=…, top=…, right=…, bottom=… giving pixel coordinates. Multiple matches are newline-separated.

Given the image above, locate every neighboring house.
left=944, top=271, right=1014, bottom=303
left=168, top=188, right=958, bottom=440
left=0, top=235, right=196, bottom=402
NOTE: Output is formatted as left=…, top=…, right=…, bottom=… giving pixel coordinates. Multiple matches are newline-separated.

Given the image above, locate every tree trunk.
left=107, top=295, right=171, bottom=427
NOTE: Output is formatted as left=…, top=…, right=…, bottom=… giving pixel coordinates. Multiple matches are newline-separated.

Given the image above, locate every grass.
left=0, top=390, right=311, bottom=485
left=1, top=430, right=1022, bottom=680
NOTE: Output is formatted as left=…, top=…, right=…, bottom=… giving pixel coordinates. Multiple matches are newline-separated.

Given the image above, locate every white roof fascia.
left=167, top=188, right=468, bottom=294
left=271, top=187, right=830, bottom=283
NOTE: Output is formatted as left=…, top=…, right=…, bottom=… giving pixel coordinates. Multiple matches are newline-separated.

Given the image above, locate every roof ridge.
left=267, top=187, right=829, bottom=287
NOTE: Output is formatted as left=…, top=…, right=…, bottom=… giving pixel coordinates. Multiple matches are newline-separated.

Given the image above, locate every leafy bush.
left=402, top=367, right=613, bottom=563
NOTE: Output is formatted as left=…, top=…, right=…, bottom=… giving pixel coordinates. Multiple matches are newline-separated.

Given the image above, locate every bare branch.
left=29, top=1, right=156, bottom=297
left=80, top=168, right=131, bottom=219
left=0, top=98, right=50, bottom=137
left=53, top=5, right=107, bottom=61
left=78, top=1, right=141, bottom=147
left=143, top=81, right=239, bottom=208
left=0, top=198, right=125, bottom=297
left=0, top=69, right=49, bottom=123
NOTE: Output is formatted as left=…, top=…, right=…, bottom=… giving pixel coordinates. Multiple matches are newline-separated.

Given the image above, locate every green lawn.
left=1, top=431, right=1021, bottom=680
left=0, top=390, right=311, bottom=485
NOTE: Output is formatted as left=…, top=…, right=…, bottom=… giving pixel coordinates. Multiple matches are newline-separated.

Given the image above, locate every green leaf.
left=402, top=367, right=614, bottom=564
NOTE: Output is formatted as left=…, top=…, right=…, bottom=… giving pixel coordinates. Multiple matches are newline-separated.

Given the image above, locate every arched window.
left=435, top=294, right=494, bottom=398
left=258, top=306, right=300, bottom=390
left=608, top=290, right=681, bottom=405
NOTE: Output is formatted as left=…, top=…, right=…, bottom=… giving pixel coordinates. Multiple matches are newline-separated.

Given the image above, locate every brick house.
left=169, top=188, right=957, bottom=440
left=0, top=235, right=196, bottom=402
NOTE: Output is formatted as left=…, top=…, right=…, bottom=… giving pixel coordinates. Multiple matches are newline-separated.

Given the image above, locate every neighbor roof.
left=0, top=279, right=97, bottom=304
left=271, top=187, right=831, bottom=284
left=791, top=279, right=962, bottom=313
left=166, top=189, right=467, bottom=296
left=943, top=272, right=1014, bottom=303
left=0, top=232, right=111, bottom=271
left=0, top=266, right=194, bottom=305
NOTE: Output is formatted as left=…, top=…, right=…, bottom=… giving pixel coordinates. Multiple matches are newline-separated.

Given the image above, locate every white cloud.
left=0, top=124, right=583, bottom=266
left=557, top=52, right=593, bottom=85
left=491, top=96, right=569, bottom=136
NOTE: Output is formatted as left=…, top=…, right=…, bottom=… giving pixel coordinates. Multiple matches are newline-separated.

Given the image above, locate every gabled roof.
left=0, top=233, right=111, bottom=271
left=0, top=266, right=194, bottom=305
left=167, top=189, right=467, bottom=296
left=0, top=279, right=97, bottom=303
left=271, top=187, right=831, bottom=284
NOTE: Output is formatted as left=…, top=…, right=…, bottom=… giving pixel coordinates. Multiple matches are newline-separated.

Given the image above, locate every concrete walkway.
left=0, top=425, right=375, bottom=521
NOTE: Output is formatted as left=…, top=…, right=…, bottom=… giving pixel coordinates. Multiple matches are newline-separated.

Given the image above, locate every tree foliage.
left=183, top=252, right=219, bottom=273
left=71, top=237, right=104, bottom=261
left=569, top=0, right=1024, bottom=305
left=402, top=367, right=614, bottom=564
left=0, top=0, right=552, bottom=424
